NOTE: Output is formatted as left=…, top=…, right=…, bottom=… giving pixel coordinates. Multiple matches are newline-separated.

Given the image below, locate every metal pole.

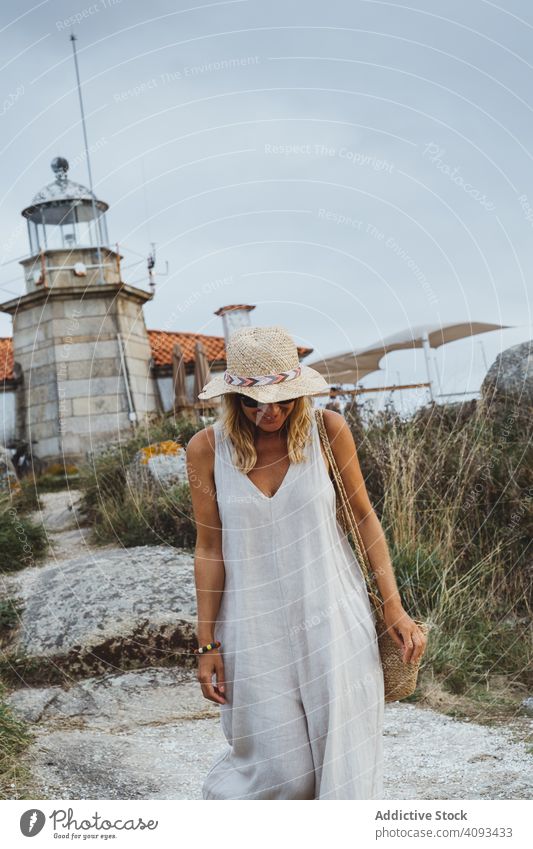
left=421, top=330, right=435, bottom=402
left=478, top=340, right=489, bottom=372
left=117, top=332, right=137, bottom=426
left=326, top=381, right=431, bottom=397
left=432, top=350, right=444, bottom=395
left=69, top=32, right=105, bottom=285
left=396, top=370, right=402, bottom=414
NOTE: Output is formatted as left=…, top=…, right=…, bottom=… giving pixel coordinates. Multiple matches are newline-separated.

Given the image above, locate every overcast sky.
left=1, top=0, right=532, bottom=411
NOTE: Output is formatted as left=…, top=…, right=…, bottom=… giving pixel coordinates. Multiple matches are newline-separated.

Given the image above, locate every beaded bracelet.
left=194, top=640, right=221, bottom=655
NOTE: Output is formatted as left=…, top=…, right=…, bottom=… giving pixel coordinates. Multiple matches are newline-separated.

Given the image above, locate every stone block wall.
left=10, top=288, right=161, bottom=463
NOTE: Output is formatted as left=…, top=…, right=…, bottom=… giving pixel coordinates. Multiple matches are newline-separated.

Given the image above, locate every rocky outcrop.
left=2, top=543, right=197, bottom=681
left=4, top=667, right=222, bottom=800
left=481, top=339, right=533, bottom=408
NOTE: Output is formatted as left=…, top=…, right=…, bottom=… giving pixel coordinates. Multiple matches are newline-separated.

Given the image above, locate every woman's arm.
left=322, top=409, right=426, bottom=664
left=186, top=427, right=226, bottom=702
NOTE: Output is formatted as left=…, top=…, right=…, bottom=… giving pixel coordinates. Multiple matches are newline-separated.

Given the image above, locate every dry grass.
left=348, top=394, right=533, bottom=708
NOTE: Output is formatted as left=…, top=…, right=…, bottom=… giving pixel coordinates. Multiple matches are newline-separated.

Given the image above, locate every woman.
left=186, top=325, right=426, bottom=800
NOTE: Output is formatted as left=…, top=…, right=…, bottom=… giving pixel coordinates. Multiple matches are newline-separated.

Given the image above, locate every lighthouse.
left=0, top=157, right=160, bottom=465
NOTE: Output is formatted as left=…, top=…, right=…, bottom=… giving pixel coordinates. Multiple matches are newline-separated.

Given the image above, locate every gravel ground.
left=6, top=667, right=532, bottom=800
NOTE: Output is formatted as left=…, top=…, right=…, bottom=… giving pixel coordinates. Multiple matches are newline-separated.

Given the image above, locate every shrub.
left=77, top=412, right=202, bottom=548
left=0, top=495, right=49, bottom=573
left=0, top=681, right=35, bottom=799
left=8, top=478, right=41, bottom=514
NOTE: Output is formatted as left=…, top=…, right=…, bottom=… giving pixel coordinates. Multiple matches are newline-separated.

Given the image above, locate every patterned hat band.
left=223, top=365, right=302, bottom=387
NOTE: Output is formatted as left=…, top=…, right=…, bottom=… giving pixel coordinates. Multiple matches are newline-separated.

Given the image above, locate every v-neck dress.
left=202, top=411, right=384, bottom=800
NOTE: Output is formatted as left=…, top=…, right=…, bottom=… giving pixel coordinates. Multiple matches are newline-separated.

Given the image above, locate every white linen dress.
left=202, top=411, right=384, bottom=799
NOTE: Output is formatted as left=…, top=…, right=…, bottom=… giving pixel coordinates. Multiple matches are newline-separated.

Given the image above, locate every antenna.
left=147, top=242, right=169, bottom=292
left=69, top=32, right=105, bottom=285
left=147, top=242, right=156, bottom=292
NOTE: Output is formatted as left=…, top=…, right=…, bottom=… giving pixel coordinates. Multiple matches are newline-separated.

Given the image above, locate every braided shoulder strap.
left=315, top=407, right=384, bottom=616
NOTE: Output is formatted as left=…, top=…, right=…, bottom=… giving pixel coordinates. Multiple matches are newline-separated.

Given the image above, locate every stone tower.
left=0, top=157, right=161, bottom=465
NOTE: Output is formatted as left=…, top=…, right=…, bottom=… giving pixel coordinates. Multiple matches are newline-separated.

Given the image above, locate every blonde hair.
left=218, top=393, right=314, bottom=474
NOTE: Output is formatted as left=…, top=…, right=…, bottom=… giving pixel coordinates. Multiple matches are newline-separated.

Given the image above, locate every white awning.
left=307, top=322, right=512, bottom=383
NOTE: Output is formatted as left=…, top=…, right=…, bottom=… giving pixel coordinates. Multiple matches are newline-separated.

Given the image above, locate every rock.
left=5, top=687, right=59, bottom=722
left=126, top=441, right=188, bottom=493
left=7, top=668, right=222, bottom=800
left=1, top=545, right=197, bottom=676
left=481, top=339, right=533, bottom=407
left=6, top=667, right=216, bottom=730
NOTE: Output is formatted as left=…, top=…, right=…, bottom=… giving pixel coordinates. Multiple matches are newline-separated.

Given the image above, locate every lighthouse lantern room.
left=20, top=157, right=120, bottom=291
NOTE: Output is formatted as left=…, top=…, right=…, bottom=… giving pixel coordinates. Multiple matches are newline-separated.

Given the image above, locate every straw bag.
left=315, top=408, right=429, bottom=702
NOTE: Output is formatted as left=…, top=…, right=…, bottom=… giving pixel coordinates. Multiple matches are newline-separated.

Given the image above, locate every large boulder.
left=481, top=339, right=533, bottom=409
left=1, top=545, right=197, bottom=679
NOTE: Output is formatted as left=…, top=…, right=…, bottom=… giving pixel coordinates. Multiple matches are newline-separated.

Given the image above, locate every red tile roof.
left=149, top=330, right=313, bottom=370
left=1, top=331, right=314, bottom=381
left=148, top=330, right=226, bottom=368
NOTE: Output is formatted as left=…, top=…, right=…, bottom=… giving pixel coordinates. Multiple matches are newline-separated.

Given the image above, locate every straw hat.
left=197, top=325, right=330, bottom=402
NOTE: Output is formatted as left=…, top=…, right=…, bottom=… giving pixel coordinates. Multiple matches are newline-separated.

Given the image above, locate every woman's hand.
left=382, top=602, right=427, bottom=665
left=197, top=649, right=227, bottom=704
